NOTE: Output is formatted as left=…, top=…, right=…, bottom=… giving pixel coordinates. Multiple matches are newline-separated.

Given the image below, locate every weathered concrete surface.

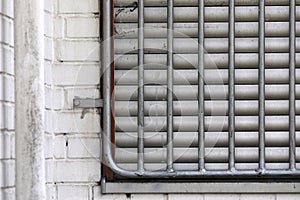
left=14, top=0, right=46, bottom=199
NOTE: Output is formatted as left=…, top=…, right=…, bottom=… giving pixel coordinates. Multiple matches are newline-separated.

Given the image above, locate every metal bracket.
left=73, top=97, right=103, bottom=108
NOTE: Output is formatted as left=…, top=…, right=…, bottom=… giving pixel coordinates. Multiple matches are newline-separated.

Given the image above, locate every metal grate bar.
left=198, top=0, right=205, bottom=171
left=167, top=0, right=174, bottom=172
left=289, top=0, right=296, bottom=170
left=102, top=0, right=113, bottom=172
left=259, top=0, right=266, bottom=171
left=138, top=0, right=145, bottom=172
left=228, top=0, right=236, bottom=171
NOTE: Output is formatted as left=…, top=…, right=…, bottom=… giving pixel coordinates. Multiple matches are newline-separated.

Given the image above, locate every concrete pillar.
left=14, top=0, right=46, bottom=199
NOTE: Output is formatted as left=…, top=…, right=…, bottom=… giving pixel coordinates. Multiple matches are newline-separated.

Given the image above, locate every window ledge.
left=102, top=181, right=300, bottom=194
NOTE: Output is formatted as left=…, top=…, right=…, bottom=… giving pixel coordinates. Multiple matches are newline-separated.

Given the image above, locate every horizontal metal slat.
left=117, top=163, right=300, bottom=171
left=115, top=147, right=300, bottom=163
left=115, top=69, right=300, bottom=85
left=115, top=85, right=300, bottom=100
left=115, top=53, right=300, bottom=69
left=115, top=131, right=300, bottom=147
left=115, top=7, right=300, bottom=23
left=115, top=38, right=300, bottom=54
left=115, top=22, right=300, bottom=38
left=115, top=0, right=300, bottom=7
left=115, top=116, right=300, bottom=132
left=115, top=100, right=300, bottom=116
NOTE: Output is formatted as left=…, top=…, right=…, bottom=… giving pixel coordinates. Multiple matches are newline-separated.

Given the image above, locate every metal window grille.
left=100, top=0, right=300, bottom=182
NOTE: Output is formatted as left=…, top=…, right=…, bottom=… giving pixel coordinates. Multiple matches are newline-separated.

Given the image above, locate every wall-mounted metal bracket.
left=73, top=97, right=103, bottom=108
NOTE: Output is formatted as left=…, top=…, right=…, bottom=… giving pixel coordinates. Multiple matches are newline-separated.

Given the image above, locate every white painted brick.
left=45, top=86, right=53, bottom=109
left=0, top=103, right=14, bottom=130
left=0, top=187, right=15, bottom=200
left=66, top=17, right=99, bottom=38
left=0, top=16, right=13, bottom=46
left=168, top=194, right=204, bottom=200
left=276, top=194, right=300, bottom=200
left=45, top=110, right=54, bottom=133
left=64, top=87, right=99, bottom=110
left=54, top=136, right=66, bottom=159
left=0, top=74, right=14, bottom=102
left=10, top=132, right=14, bottom=158
left=0, top=44, right=14, bottom=75
left=44, top=0, right=53, bottom=13
left=0, top=160, right=15, bottom=187
left=93, top=186, right=127, bottom=200
left=0, top=131, right=10, bottom=158
left=240, top=194, right=275, bottom=200
left=53, top=111, right=100, bottom=133
left=53, top=17, right=64, bottom=39
left=204, top=194, right=240, bottom=200
left=45, top=86, right=64, bottom=111
left=44, top=134, right=54, bottom=159
left=46, top=184, right=56, bottom=200
left=132, top=194, right=167, bottom=200
left=55, top=40, right=99, bottom=62
left=58, top=0, right=98, bottom=13
left=45, top=160, right=54, bottom=183
left=68, top=137, right=100, bottom=158
left=45, top=61, right=53, bottom=85
left=54, top=160, right=100, bottom=182
left=52, top=88, right=64, bottom=110
left=44, top=11, right=53, bottom=38
left=57, top=185, right=89, bottom=200
left=0, top=0, right=14, bottom=18
left=45, top=36, right=54, bottom=61
left=52, top=64, right=100, bottom=86
left=0, top=131, right=14, bottom=159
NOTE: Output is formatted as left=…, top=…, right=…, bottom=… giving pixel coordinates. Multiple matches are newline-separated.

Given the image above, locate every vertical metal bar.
left=259, top=0, right=265, bottom=171
left=228, top=0, right=235, bottom=171
left=102, top=0, right=113, bottom=175
left=101, top=0, right=116, bottom=181
left=198, top=0, right=205, bottom=171
left=289, top=0, right=296, bottom=170
left=167, top=0, right=174, bottom=172
left=138, top=0, right=145, bottom=172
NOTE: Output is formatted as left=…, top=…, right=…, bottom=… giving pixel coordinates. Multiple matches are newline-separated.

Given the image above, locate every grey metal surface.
left=115, top=0, right=300, bottom=7
left=115, top=131, right=300, bottom=147
left=114, top=6, right=300, bottom=23
left=103, top=182, right=300, bottom=194
left=114, top=100, right=300, bottom=116
left=167, top=0, right=174, bottom=172
left=198, top=0, right=205, bottom=171
left=73, top=98, right=103, bottom=108
left=101, top=0, right=300, bottom=182
left=138, top=0, right=145, bottom=172
left=115, top=22, right=300, bottom=39
left=114, top=85, right=300, bottom=100
left=228, top=0, right=235, bottom=171
left=290, top=0, right=297, bottom=170
left=114, top=53, right=300, bottom=70
left=114, top=38, right=300, bottom=54
left=115, top=116, right=300, bottom=132
left=258, top=0, right=265, bottom=171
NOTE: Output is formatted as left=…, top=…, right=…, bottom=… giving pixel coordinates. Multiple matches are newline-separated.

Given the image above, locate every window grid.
left=101, top=0, right=300, bottom=179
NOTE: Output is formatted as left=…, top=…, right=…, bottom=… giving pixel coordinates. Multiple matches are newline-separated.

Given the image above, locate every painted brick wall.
left=1, top=0, right=300, bottom=199
left=0, top=0, right=15, bottom=199
left=49, top=0, right=101, bottom=199
left=50, top=0, right=300, bottom=199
